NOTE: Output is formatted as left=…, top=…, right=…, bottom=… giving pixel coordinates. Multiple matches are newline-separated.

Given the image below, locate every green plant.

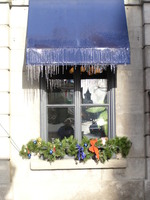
left=19, top=135, right=132, bottom=163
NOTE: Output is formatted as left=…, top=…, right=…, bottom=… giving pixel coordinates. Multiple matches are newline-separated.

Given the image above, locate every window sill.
left=30, top=158, right=127, bottom=170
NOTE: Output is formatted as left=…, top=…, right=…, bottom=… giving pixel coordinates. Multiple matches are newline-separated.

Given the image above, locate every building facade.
left=0, top=0, right=150, bottom=199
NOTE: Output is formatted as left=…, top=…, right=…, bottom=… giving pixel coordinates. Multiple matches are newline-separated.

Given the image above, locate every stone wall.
left=143, top=0, right=150, bottom=199
left=0, top=0, right=11, bottom=199
left=0, top=0, right=148, bottom=199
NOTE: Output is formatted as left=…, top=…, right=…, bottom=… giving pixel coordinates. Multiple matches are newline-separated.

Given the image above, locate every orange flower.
left=89, top=139, right=99, bottom=160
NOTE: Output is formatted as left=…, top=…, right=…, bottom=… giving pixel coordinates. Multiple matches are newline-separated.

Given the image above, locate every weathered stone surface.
left=145, top=113, right=150, bottom=136
left=0, top=70, right=9, bottom=92
left=0, top=184, right=13, bottom=200
left=0, top=92, right=9, bottom=114
left=10, top=50, right=26, bottom=72
left=116, top=68, right=144, bottom=91
left=10, top=27, right=26, bottom=50
left=145, top=68, right=150, bottom=90
left=144, top=46, right=150, bottom=68
left=124, top=0, right=142, bottom=5
left=146, top=136, right=150, bottom=157
left=144, top=24, right=150, bottom=46
left=16, top=180, right=144, bottom=200
left=146, top=159, right=150, bottom=179
left=116, top=113, right=144, bottom=136
left=0, top=3, right=9, bottom=25
left=116, top=89, right=144, bottom=114
left=0, top=48, right=10, bottom=69
left=101, top=158, right=145, bottom=180
left=128, top=27, right=143, bottom=48
left=0, top=115, right=9, bottom=136
left=126, top=6, right=142, bottom=27
left=145, top=180, right=150, bottom=200
left=11, top=0, right=29, bottom=5
left=0, top=137, right=10, bottom=159
left=143, top=3, right=150, bottom=24
left=10, top=7, right=28, bottom=28
left=0, top=25, right=9, bottom=47
left=145, top=90, right=150, bottom=113
left=0, top=160, right=10, bottom=184
left=125, top=158, right=145, bottom=179
left=118, top=48, right=143, bottom=70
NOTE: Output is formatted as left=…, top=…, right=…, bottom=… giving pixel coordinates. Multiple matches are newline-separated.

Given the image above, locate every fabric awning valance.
left=26, top=0, right=130, bottom=67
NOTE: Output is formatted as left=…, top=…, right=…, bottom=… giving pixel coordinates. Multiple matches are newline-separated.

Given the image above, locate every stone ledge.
left=30, top=158, right=127, bottom=170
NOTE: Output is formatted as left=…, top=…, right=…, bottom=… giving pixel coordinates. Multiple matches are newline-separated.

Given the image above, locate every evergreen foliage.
left=19, top=136, right=132, bottom=163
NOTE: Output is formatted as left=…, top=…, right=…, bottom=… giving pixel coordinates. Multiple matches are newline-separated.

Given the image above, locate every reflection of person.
left=58, top=118, right=74, bottom=140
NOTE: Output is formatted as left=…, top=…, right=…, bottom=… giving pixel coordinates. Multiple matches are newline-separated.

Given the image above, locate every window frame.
left=40, top=66, right=116, bottom=142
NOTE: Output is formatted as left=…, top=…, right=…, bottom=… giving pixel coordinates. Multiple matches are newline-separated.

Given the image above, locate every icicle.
left=110, top=65, right=116, bottom=73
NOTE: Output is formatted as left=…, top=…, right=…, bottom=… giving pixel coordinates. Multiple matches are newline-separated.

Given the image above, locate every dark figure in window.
left=58, top=118, right=74, bottom=140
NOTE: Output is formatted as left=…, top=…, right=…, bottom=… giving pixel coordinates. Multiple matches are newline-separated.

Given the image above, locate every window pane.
left=48, top=107, right=74, bottom=141
left=82, top=107, right=108, bottom=139
left=81, top=79, right=108, bottom=104
left=48, top=80, right=74, bottom=104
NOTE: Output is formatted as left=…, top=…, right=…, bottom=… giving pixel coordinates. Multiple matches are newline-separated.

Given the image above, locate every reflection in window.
left=82, top=107, right=108, bottom=139
left=81, top=79, right=108, bottom=104
left=48, top=80, right=74, bottom=104
left=48, top=108, right=74, bottom=141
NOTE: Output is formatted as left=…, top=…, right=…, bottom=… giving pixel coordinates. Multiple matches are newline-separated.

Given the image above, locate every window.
left=40, top=66, right=116, bottom=142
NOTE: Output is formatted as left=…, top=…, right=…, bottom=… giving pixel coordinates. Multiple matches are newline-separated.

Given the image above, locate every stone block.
left=0, top=137, right=9, bottom=159
left=11, top=0, right=29, bottom=5
left=124, top=0, right=142, bottom=5
left=116, top=113, right=144, bottom=136
left=145, top=90, right=150, bottom=113
left=147, top=158, right=150, bottom=179
left=128, top=27, right=143, bottom=48
left=101, top=158, right=145, bottom=181
left=143, top=3, right=150, bottom=24
left=0, top=3, right=9, bottom=25
left=127, top=135, right=144, bottom=157
left=0, top=92, right=9, bottom=114
left=145, top=113, right=150, bottom=136
left=144, top=24, right=150, bottom=46
left=10, top=27, right=26, bottom=50
left=10, top=71, right=39, bottom=92
left=0, top=185, right=13, bottom=200
left=0, top=160, right=10, bottom=184
left=0, top=70, right=9, bottom=92
left=146, top=135, right=150, bottom=157
left=145, top=68, right=150, bottom=90
left=10, top=90, right=40, bottom=116
left=144, top=46, right=150, bottom=68
left=118, top=48, right=143, bottom=70
left=0, top=47, right=10, bottom=69
left=0, top=115, right=10, bottom=136
left=0, top=0, right=10, bottom=2
left=10, top=49, right=25, bottom=72
left=126, top=158, right=145, bottom=179
left=145, top=180, right=150, bottom=200
left=10, top=6, right=28, bottom=28
left=0, top=25, right=9, bottom=47
left=125, top=6, right=142, bottom=28
left=116, top=89, right=144, bottom=114
left=116, top=68, right=144, bottom=91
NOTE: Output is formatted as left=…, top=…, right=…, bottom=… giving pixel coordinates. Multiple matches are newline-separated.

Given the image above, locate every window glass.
left=82, top=107, right=108, bottom=139
left=48, top=107, right=74, bottom=140
left=48, top=79, right=74, bottom=104
left=81, top=79, right=108, bottom=104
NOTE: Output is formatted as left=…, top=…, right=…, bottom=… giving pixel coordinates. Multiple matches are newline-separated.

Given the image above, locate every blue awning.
left=26, top=0, right=130, bottom=66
